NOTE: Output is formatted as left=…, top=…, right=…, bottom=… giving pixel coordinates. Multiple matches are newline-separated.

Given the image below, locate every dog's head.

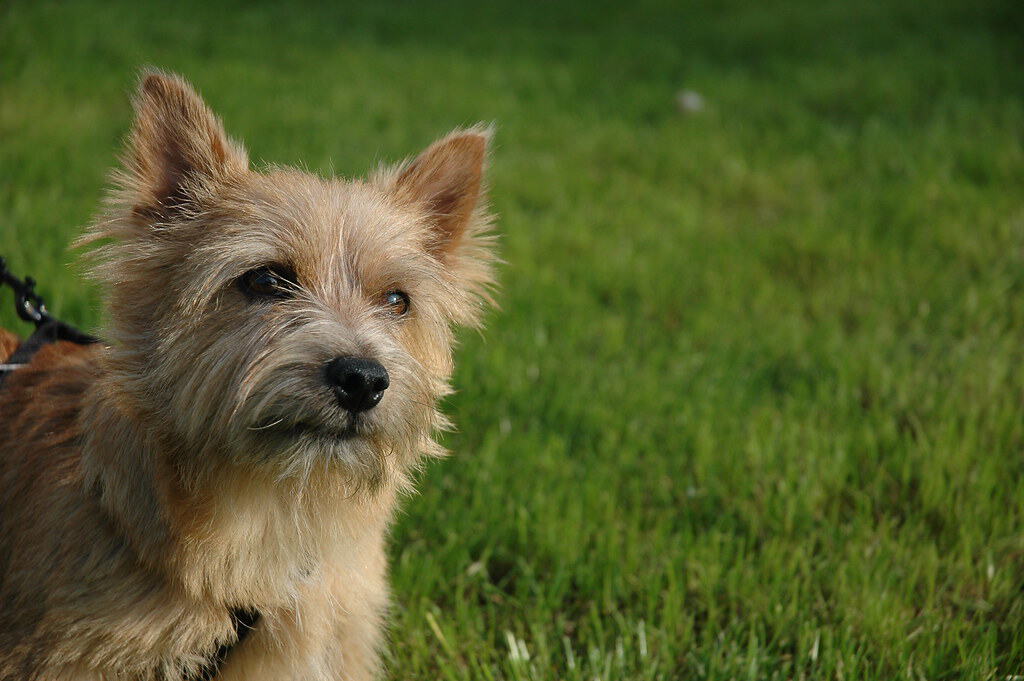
left=85, top=71, right=495, bottom=487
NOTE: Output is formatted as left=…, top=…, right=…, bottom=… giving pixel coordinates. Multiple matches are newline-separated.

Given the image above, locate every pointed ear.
left=124, top=69, right=248, bottom=221
left=392, top=128, right=490, bottom=257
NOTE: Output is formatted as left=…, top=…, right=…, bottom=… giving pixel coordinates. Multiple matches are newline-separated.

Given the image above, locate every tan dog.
left=0, top=71, right=495, bottom=681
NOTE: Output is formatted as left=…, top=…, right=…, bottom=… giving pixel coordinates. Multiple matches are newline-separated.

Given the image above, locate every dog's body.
left=0, top=72, right=495, bottom=681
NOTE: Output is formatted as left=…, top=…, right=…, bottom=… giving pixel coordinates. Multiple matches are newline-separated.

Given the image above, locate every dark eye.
left=239, top=265, right=297, bottom=300
left=384, top=290, right=410, bottom=316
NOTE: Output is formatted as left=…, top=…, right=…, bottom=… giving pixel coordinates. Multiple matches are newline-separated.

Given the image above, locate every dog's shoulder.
left=0, top=337, right=100, bottom=455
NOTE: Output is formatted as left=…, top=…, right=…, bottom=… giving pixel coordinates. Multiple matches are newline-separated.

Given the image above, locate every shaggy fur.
left=0, top=70, right=496, bottom=681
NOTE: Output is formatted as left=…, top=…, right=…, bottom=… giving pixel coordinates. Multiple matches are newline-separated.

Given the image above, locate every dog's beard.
left=239, top=395, right=391, bottom=482
left=245, top=420, right=394, bottom=487
left=224, top=381, right=426, bottom=489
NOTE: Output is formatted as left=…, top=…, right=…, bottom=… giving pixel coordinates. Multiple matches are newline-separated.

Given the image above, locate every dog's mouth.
left=250, top=415, right=369, bottom=442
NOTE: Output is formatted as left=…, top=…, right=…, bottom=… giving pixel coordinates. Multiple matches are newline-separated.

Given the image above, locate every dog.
left=0, top=70, right=496, bottom=681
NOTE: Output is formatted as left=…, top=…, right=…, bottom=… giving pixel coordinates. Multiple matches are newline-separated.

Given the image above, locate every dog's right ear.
left=123, top=69, right=248, bottom=222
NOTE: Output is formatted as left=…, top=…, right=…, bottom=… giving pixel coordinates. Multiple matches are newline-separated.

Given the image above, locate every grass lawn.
left=3, top=0, right=1024, bottom=678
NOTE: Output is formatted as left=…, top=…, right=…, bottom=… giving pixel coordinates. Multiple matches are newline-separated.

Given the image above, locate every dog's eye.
left=383, top=290, right=410, bottom=316
left=239, top=266, right=297, bottom=300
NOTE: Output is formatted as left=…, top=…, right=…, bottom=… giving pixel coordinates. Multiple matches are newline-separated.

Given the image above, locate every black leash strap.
left=0, top=257, right=98, bottom=344
left=0, top=257, right=99, bottom=386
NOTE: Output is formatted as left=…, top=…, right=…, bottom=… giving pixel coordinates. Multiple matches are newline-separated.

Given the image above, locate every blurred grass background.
left=3, top=0, right=1024, bottom=678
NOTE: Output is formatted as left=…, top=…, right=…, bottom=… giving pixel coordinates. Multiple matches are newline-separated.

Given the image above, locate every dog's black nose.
left=324, top=357, right=389, bottom=412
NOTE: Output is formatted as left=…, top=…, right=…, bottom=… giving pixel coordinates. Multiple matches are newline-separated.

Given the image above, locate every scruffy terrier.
left=0, top=71, right=495, bottom=680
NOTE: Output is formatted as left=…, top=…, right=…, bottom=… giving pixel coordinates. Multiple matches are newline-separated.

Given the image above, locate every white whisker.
left=248, top=418, right=285, bottom=431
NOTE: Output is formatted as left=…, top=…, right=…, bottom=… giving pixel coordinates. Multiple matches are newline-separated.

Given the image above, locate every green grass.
left=3, top=0, right=1024, bottom=678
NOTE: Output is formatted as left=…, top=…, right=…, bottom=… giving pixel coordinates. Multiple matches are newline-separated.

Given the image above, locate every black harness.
left=1, top=258, right=259, bottom=679
left=191, top=608, right=261, bottom=681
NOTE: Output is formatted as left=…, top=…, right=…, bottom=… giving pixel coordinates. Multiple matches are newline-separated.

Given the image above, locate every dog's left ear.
left=392, top=128, right=490, bottom=259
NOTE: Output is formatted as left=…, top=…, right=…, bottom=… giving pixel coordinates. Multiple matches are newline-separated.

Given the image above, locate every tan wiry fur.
left=0, top=70, right=496, bottom=681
